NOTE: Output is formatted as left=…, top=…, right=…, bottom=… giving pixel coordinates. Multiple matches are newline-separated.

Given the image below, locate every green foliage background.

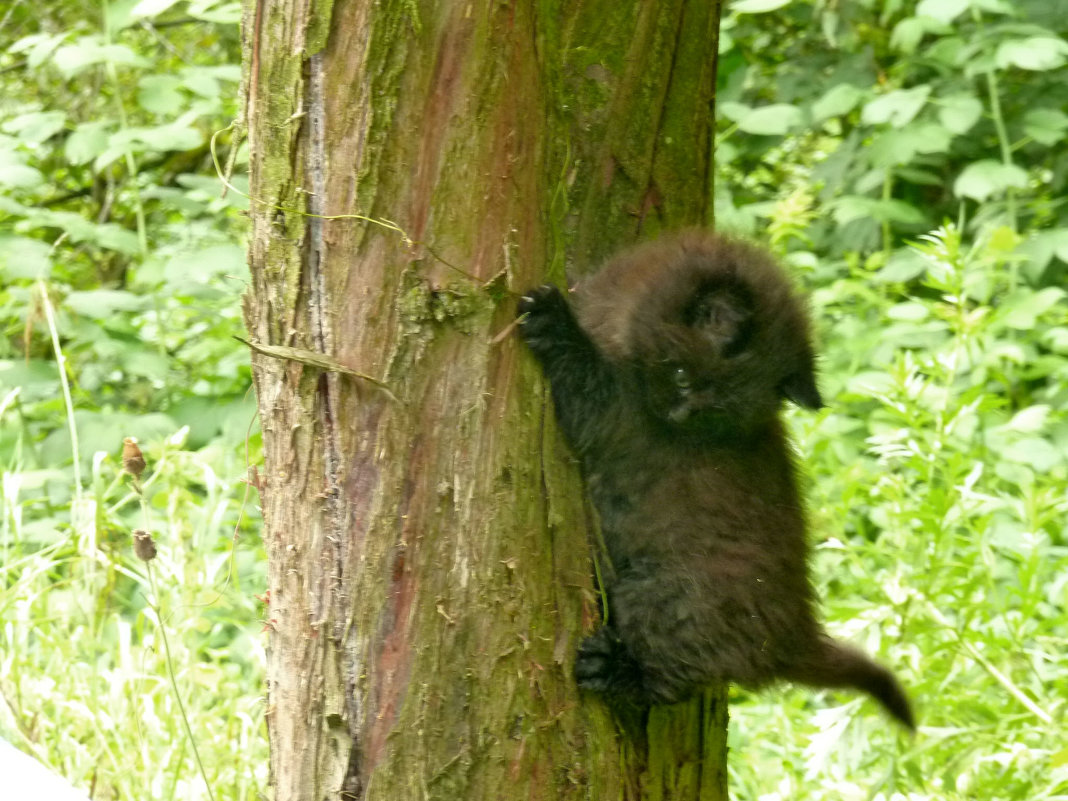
left=0, top=1, right=1065, bottom=799
left=0, top=1, right=264, bottom=799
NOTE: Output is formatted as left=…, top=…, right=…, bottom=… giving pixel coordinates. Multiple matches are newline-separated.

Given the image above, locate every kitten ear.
left=686, top=285, right=754, bottom=356
left=781, top=367, right=823, bottom=409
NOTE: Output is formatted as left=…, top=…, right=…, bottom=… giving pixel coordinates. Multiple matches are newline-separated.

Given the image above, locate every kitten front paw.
left=516, top=284, right=575, bottom=347
left=575, top=628, right=643, bottom=698
left=517, top=283, right=566, bottom=315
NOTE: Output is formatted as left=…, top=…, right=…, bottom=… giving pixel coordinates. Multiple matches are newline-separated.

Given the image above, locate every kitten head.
left=574, top=231, right=821, bottom=437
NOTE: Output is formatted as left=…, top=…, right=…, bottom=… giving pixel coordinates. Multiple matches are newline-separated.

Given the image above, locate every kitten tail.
left=786, top=637, right=916, bottom=730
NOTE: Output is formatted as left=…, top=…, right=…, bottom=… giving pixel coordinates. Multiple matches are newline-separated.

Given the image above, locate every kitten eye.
left=673, top=367, right=692, bottom=391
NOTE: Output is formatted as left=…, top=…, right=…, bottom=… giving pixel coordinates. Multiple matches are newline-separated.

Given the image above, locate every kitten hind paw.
left=575, top=628, right=644, bottom=698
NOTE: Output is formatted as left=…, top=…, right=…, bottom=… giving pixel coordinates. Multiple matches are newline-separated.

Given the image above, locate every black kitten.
left=517, top=231, right=914, bottom=729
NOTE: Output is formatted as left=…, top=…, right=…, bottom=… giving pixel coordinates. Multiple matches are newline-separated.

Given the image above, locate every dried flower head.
left=122, top=437, right=147, bottom=479
left=133, top=529, right=157, bottom=562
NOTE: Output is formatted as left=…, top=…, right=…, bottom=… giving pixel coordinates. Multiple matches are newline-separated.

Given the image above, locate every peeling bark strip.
left=242, top=1, right=726, bottom=800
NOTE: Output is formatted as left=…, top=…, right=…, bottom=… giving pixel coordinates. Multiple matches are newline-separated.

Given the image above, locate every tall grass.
left=0, top=413, right=267, bottom=800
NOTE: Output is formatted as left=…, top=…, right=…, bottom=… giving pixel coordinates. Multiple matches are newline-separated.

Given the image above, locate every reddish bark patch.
left=361, top=427, right=435, bottom=775
left=470, top=23, right=539, bottom=284
left=408, top=10, right=473, bottom=244
left=362, top=540, right=419, bottom=772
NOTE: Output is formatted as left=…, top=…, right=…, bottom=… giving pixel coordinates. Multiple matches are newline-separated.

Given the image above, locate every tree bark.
left=242, top=1, right=726, bottom=799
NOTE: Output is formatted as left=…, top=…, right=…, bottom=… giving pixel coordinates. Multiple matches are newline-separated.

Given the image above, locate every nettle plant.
left=810, top=224, right=1067, bottom=553
left=715, top=0, right=1068, bottom=271
left=725, top=223, right=1068, bottom=799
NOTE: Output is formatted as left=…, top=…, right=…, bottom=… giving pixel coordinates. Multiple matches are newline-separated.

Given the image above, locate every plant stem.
left=147, top=565, right=218, bottom=801
left=38, top=281, right=82, bottom=496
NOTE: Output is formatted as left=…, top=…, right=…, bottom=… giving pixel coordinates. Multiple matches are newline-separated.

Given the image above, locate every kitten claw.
left=516, top=284, right=575, bottom=347
left=516, top=284, right=564, bottom=316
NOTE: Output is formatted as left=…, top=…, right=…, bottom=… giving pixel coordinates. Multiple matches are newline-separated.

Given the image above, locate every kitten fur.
left=517, top=231, right=914, bottom=729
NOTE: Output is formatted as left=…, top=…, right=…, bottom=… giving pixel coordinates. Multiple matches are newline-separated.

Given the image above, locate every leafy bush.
left=718, top=3, right=1068, bottom=798
left=730, top=224, right=1068, bottom=800
left=0, top=3, right=264, bottom=799
left=717, top=0, right=1068, bottom=271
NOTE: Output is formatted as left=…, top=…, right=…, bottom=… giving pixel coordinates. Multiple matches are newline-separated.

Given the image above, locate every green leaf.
left=735, top=104, right=802, bottom=135
left=927, top=36, right=965, bottom=68
left=180, top=68, right=223, bottom=99
left=895, top=166, right=943, bottom=186
left=65, top=120, right=112, bottom=166
left=192, top=64, right=242, bottom=83
left=870, top=123, right=952, bottom=166
left=120, top=347, right=172, bottom=381
left=1023, top=108, right=1068, bottom=146
left=812, top=84, right=864, bottom=121
left=717, top=101, right=751, bottom=124
left=65, top=289, right=149, bottom=318
left=1048, top=230, right=1068, bottom=263
left=1, top=111, right=67, bottom=145
left=1016, top=229, right=1068, bottom=277
left=995, top=37, right=1068, bottom=71
left=910, top=123, right=953, bottom=154
left=861, top=86, right=931, bottom=128
left=874, top=249, right=927, bottom=283
left=886, top=302, right=928, bottom=322
left=986, top=225, right=1020, bottom=256
left=130, top=0, right=181, bottom=18
left=970, top=0, right=1013, bottom=12
left=0, top=359, right=62, bottom=402
left=992, top=287, right=1065, bottom=330
left=163, top=244, right=246, bottom=292
left=953, top=160, right=1028, bottom=201
left=0, top=164, right=44, bottom=190
left=1006, top=406, right=1050, bottom=434
left=137, top=74, right=185, bottom=115
left=0, top=135, right=24, bottom=163
left=16, top=209, right=141, bottom=254
left=1001, top=436, right=1063, bottom=472
left=0, top=195, right=27, bottom=215
left=916, top=0, right=967, bottom=23
left=8, top=33, right=46, bottom=53
left=0, top=236, right=52, bottom=279
left=52, top=40, right=149, bottom=79
left=95, top=225, right=143, bottom=254
left=890, top=17, right=949, bottom=54
left=105, top=0, right=142, bottom=30
left=10, top=32, right=65, bottom=61
left=111, top=120, right=203, bottom=152
left=869, top=131, right=917, bottom=167
left=831, top=196, right=925, bottom=226
left=187, top=0, right=241, bottom=24
left=93, top=146, right=127, bottom=173
left=173, top=395, right=255, bottom=448
left=139, top=185, right=208, bottom=214
left=938, top=94, right=983, bottom=134
left=890, top=19, right=922, bottom=55
left=731, top=0, right=791, bottom=12
left=845, top=371, right=896, bottom=397
left=10, top=32, right=67, bottom=68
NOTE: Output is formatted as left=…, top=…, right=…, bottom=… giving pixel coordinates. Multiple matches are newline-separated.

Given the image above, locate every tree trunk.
left=242, top=1, right=726, bottom=800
